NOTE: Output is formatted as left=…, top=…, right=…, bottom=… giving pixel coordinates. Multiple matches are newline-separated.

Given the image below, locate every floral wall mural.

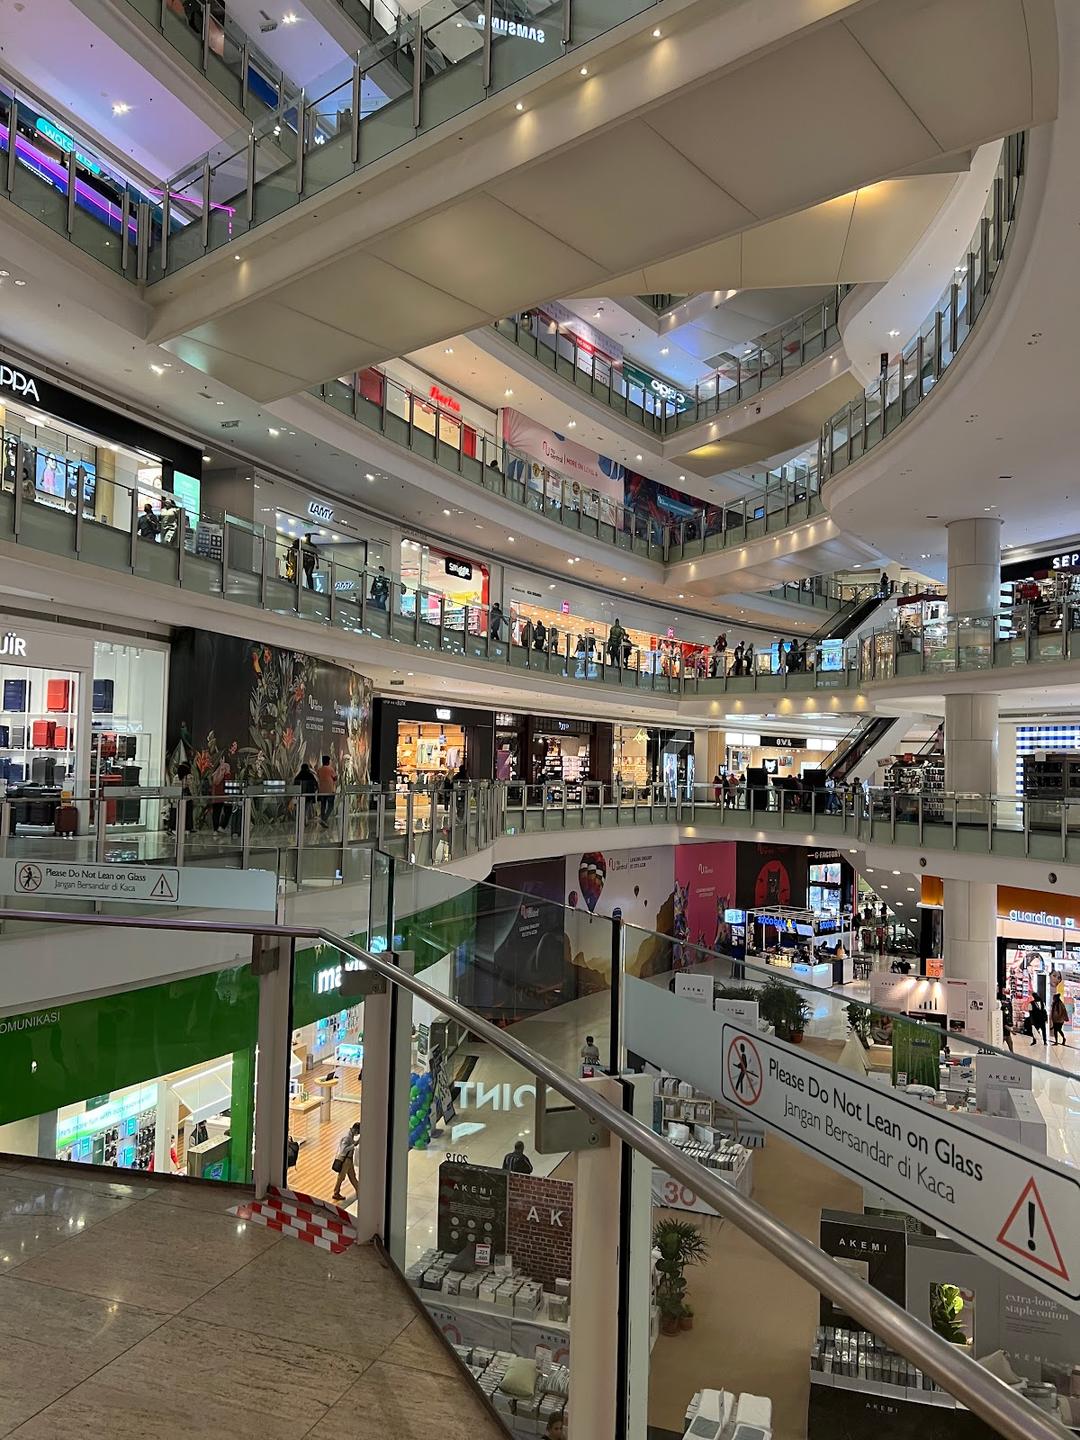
left=166, top=630, right=372, bottom=790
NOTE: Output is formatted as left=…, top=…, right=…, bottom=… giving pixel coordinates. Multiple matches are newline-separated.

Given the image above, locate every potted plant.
left=846, top=1000, right=872, bottom=1047
left=789, top=992, right=813, bottom=1043
left=652, top=1217, right=709, bottom=1337
left=929, top=1283, right=968, bottom=1345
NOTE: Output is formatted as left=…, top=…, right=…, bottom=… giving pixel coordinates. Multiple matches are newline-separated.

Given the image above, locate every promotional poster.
left=565, top=846, right=676, bottom=979
left=673, top=841, right=738, bottom=958
left=736, top=841, right=809, bottom=911
left=166, top=630, right=372, bottom=789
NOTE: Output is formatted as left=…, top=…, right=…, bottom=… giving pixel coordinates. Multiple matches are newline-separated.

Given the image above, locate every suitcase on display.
left=92, top=679, right=114, bottom=714
left=46, top=678, right=70, bottom=713
left=0, top=725, right=7, bottom=748
left=2, top=679, right=27, bottom=712
left=31, top=721, right=56, bottom=748
left=30, top=757, right=56, bottom=784
left=54, top=803, right=78, bottom=837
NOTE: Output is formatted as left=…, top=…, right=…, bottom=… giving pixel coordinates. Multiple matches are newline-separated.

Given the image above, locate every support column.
left=945, top=516, right=1002, bottom=616
left=941, top=520, right=1003, bottom=996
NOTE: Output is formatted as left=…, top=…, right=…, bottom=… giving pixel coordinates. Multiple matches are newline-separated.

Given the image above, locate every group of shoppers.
left=136, top=495, right=183, bottom=545
left=1001, top=978, right=1071, bottom=1051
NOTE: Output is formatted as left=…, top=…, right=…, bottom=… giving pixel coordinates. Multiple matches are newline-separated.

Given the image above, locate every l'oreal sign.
left=0, top=366, right=40, bottom=403
left=0, top=632, right=27, bottom=658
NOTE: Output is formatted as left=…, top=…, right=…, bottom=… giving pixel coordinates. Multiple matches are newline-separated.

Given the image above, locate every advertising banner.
left=502, top=408, right=623, bottom=522
left=566, top=847, right=675, bottom=978
left=736, top=841, right=809, bottom=911
left=674, top=841, right=737, bottom=956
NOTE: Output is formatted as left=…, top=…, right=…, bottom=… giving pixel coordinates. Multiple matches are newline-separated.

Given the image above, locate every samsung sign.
left=476, top=14, right=545, bottom=41
left=0, top=366, right=40, bottom=403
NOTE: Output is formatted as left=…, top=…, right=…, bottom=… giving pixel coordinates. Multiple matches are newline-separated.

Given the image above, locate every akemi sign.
left=719, top=1021, right=1080, bottom=1308
left=0, top=365, right=40, bottom=402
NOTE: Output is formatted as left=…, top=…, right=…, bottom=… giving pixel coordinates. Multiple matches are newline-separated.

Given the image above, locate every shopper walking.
left=532, top=619, right=547, bottom=652
left=730, top=642, right=744, bottom=676
left=175, top=759, right=195, bottom=833
left=1028, top=994, right=1049, bottom=1046
left=301, top=534, right=318, bottom=589
left=209, top=755, right=232, bottom=834
left=502, top=1139, right=533, bottom=1174
left=713, top=770, right=724, bottom=807
left=369, top=566, right=390, bottom=610
left=316, top=753, right=337, bottom=827
left=488, top=600, right=506, bottom=640
left=1051, top=992, right=1069, bottom=1045
left=607, top=618, right=628, bottom=667
left=137, top=502, right=160, bottom=541
left=998, top=988, right=1014, bottom=1052
left=580, top=1035, right=601, bottom=1065
left=744, top=642, right=755, bottom=674
left=158, top=493, right=180, bottom=545
left=726, top=772, right=739, bottom=809
left=294, top=760, right=319, bottom=828
left=331, top=1120, right=362, bottom=1200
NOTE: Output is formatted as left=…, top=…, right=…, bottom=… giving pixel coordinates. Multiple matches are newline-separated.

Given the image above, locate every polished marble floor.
left=0, top=1159, right=507, bottom=1439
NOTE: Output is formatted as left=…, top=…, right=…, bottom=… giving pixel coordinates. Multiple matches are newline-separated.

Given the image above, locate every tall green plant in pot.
left=759, top=977, right=812, bottom=1041
left=653, top=1217, right=709, bottom=1335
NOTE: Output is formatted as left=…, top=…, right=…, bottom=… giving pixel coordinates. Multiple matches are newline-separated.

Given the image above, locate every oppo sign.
left=0, top=366, right=40, bottom=403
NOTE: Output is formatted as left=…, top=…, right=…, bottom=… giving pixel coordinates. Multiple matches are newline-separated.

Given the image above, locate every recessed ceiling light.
left=233, top=254, right=242, bottom=261
left=282, top=11, right=299, bottom=22
left=507, top=536, right=515, bottom=542
left=504, top=388, right=513, bottom=396
left=0, top=270, right=8, bottom=277
left=215, top=400, right=225, bottom=405
left=444, top=346, right=453, bottom=355
left=268, top=427, right=279, bottom=436
left=442, top=508, right=451, bottom=515
left=635, top=454, right=643, bottom=461
left=679, top=475, right=685, bottom=481
left=652, top=26, right=662, bottom=37
left=12, top=278, right=26, bottom=287
left=621, top=576, right=627, bottom=581
left=149, top=364, right=165, bottom=375
left=112, top=102, right=131, bottom=116
left=579, top=65, right=589, bottom=75
left=660, top=347, right=669, bottom=355
left=202, top=454, right=211, bottom=462
left=888, top=329, right=900, bottom=338
left=677, top=593, right=684, bottom=599
left=573, top=556, right=581, bottom=562
left=567, top=420, right=577, bottom=428
left=515, top=102, right=525, bottom=112
left=365, top=472, right=375, bottom=481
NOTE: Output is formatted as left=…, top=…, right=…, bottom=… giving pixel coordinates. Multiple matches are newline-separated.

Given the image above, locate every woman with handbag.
left=331, top=1121, right=361, bottom=1201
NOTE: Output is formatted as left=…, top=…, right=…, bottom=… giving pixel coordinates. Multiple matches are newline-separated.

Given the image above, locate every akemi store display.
left=408, top=1160, right=573, bottom=1437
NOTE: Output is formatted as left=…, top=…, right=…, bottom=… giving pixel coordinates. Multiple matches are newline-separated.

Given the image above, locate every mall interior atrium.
left=0, top=1, right=1078, bottom=1438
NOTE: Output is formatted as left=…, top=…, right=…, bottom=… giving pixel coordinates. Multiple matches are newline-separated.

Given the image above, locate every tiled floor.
left=0, top=1159, right=508, bottom=1439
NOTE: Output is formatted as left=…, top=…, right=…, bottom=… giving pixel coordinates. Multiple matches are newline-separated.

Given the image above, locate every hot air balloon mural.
left=578, top=852, right=607, bottom=913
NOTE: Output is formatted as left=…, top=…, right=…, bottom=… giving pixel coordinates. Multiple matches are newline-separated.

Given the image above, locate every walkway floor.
left=0, top=1159, right=507, bottom=1439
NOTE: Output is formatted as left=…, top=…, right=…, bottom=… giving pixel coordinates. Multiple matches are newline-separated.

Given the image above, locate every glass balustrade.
left=821, top=133, right=1026, bottom=482
left=494, top=287, right=849, bottom=436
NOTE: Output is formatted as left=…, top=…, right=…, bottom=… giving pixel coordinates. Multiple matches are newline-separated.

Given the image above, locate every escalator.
left=823, top=715, right=900, bottom=783
left=809, top=581, right=890, bottom=643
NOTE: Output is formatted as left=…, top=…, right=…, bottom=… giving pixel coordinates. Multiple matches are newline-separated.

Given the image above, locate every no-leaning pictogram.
left=997, top=1177, right=1069, bottom=1281
left=15, top=863, right=42, bottom=892
left=726, top=1034, right=763, bottom=1106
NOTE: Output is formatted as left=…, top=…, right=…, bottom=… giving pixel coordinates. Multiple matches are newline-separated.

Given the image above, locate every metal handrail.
left=0, top=904, right=1060, bottom=1440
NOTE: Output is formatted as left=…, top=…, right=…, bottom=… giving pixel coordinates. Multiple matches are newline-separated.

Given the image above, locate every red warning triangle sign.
left=997, top=1177, right=1069, bottom=1281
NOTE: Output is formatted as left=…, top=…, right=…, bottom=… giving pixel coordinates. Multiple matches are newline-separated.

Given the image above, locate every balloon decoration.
left=578, top=852, right=607, bottom=913
left=408, top=1070, right=435, bottom=1150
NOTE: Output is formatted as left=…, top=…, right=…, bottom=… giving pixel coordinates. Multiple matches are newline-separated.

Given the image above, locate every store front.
left=527, top=717, right=612, bottom=800
left=724, top=731, right=834, bottom=779
left=372, top=699, right=494, bottom=788
left=0, top=356, right=202, bottom=531
left=0, top=615, right=168, bottom=803
left=399, top=538, right=489, bottom=626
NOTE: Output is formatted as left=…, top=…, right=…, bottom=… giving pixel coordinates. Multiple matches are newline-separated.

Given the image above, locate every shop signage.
left=34, top=117, right=102, bottom=175
left=475, top=13, right=545, bottom=43
left=716, top=1020, right=1080, bottom=1307
left=307, top=500, right=334, bottom=523
left=0, top=365, right=40, bottom=403
left=652, top=1170, right=720, bottom=1217
left=674, top=973, right=713, bottom=1006
left=429, top=384, right=461, bottom=413
left=1052, top=551, right=1080, bottom=571
left=444, top=558, right=473, bottom=581
left=0, top=861, right=275, bottom=912
left=435, top=707, right=452, bottom=721
left=761, top=735, right=807, bottom=749
left=622, top=361, right=690, bottom=410
left=495, top=713, right=516, bottom=727
left=0, top=632, right=27, bottom=658
left=0, top=1007, right=59, bottom=1036
left=560, top=600, right=570, bottom=615
left=314, top=956, right=366, bottom=994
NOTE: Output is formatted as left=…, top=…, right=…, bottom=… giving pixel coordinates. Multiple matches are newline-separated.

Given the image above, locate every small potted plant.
left=652, top=1217, right=709, bottom=1338
left=789, top=991, right=812, bottom=1043
left=846, top=1000, right=872, bottom=1047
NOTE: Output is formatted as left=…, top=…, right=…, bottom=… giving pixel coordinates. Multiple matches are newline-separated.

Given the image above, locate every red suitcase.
left=54, top=803, right=79, bottom=837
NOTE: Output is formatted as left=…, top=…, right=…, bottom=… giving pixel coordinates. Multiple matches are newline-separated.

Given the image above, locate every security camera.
left=1049, top=872, right=1058, bottom=885
left=918, top=857, right=927, bottom=868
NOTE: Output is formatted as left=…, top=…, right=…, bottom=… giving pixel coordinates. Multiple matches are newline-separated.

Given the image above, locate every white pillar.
left=941, top=520, right=1002, bottom=994
left=942, top=879, right=998, bottom=985
left=946, top=516, right=1002, bottom=616
left=944, top=692, right=999, bottom=796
